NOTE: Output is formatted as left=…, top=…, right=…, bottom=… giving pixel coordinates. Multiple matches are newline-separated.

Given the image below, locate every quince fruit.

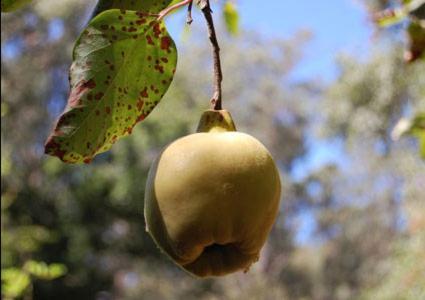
left=144, top=109, right=281, bottom=277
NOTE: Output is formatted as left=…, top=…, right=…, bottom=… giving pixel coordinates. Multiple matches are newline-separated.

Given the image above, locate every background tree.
left=2, top=0, right=424, bottom=299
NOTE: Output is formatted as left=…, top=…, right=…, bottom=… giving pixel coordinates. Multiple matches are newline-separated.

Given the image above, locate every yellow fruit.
left=144, top=109, right=281, bottom=277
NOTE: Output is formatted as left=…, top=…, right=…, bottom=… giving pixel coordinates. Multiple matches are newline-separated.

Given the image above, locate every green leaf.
left=168, top=0, right=183, bottom=7
left=3, top=225, right=53, bottom=254
left=1, top=0, right=32, bottom=12
left=374, top=1, right=425, bottom=27
left=405, top=21, right=425, bottom=62
left=223, top=1, right=239, bottom=36
left=410, top=113, right=425, bottom=158
left=24, top=261, right=67, bottom=280
left=92, top=0, right=173, bottom=17
left=1, top=268, right=30, bottom=298
left=45, top=10, right=177, bottom=164
left=374, top=8, right=407, bottom=27
left=392, top=112, right=425, bottom=158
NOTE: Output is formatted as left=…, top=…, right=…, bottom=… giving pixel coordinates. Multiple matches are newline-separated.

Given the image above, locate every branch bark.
left=200, top=0, right=223, bottom=110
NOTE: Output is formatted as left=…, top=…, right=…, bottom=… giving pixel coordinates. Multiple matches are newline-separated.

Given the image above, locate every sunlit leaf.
left=45, top=9, right=177, bottom=164
left=1, top=148, right=12, bottom=177
left=1, top=0, right=32, bottom=12
left=2, top=225, right=54, bottom=254
left=409, top=113, right=425, bottom=158
left=47, top=264, right=68, bottom=279
left=374, top=1, right=424, bottom=27
left=92, top=0, right=173, bottom=17
left=168, top=0, right=183, bottom=7
left=1, top=268, right=30, bottom=298
left=24, top=261, right=67, bottom=280
left=392, top=112, right=425, bottom=158
left=1, top=102, right=8, bottom=117
left=223, top=1, right=239, bottom=35
left=374, top=8, right=407, bottom=27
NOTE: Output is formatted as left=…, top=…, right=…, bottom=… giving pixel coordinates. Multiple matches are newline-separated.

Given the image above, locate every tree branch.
left=200, top=0, right=223, bottom=110
left=187, top=0, right=194, bottom=24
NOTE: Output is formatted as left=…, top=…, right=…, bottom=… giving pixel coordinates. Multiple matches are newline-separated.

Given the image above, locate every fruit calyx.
left=196, top=109, right=237, bottom=133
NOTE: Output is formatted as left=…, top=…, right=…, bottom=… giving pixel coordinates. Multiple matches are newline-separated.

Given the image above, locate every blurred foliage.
left=1, top=0, right=425, bottom=299
left=1, top=0, right=33, bottom=12
left=373, top=0, right=425, bottom=27
left=371, top=0, right=425, bottom=62
left=366, top=0, right=425, bottom=157
left=222, top=1, right=239, bottom=36
left=2, top=261, right=67, bottom=299
left=392, top=112, right=425, bottom=158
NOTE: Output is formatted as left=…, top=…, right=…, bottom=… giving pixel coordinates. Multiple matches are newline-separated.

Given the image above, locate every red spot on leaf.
left=95, top=92, right=104, bottom=100
left=140, top=87, right=148, bottom=98
left=146, top=35, right=154, bottom=45
left=160, top=36, right=172, bottom=52
left=136, top=114, right=146, bottom=123
left=137, top=100, right=144, bottom=111
left=153, top=23, right=161, bottom=38
left=44, top=138, right=66, bottom=161
left=136, top=18, right=146, bottom=25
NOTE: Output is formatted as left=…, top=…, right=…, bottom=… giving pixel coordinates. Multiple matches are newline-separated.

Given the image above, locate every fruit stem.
left=200, top=0, right=223, bottom=110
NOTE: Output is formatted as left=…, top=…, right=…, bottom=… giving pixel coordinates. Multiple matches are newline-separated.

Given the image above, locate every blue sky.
left=167, top=0, right=373, bottom=82
left=239, top=0, right=373, bottom=81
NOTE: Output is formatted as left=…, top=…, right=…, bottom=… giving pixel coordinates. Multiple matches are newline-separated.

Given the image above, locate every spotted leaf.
left=45, top=9, right=177, bottom=164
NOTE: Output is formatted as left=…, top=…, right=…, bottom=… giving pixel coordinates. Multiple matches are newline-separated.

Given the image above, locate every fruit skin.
left=144, top=110, right=281, bottom=277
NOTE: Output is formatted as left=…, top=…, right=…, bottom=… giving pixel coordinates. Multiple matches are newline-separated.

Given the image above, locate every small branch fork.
left=158, top=0, right=223, bottom=110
